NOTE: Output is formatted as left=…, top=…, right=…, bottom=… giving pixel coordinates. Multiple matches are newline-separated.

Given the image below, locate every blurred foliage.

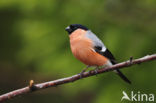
left=0, top=0, right=156, bottom=103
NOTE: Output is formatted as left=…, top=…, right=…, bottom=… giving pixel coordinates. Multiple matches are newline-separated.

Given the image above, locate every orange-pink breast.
left=69, top=29, right=108, bottom=66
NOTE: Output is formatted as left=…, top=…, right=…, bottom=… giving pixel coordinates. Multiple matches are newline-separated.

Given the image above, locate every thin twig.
left=0, top=54, right=156, bottom=102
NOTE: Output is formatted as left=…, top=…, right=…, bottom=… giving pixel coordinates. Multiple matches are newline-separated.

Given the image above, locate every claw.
left=79, top=72, right=83, bottom=78
left=79, top=71, right=85, bottom=78
left=79, top=65, right=90, bottom=78
left=129, top=56, right=133, bottom=64
left=94, top=66, right=99, bottom=77
left=94, top=69, right=98, bottom=74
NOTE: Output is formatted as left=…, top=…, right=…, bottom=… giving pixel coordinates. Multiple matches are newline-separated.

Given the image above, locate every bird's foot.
left=94, top=66, right=99, bottom=76
left=79, top=65, right=90, bottom=78
left=78, top=70, right=85, bottom=78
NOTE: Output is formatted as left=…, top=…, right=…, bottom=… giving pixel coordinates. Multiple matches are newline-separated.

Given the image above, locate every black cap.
left=65, top=24, right=88, bottom=34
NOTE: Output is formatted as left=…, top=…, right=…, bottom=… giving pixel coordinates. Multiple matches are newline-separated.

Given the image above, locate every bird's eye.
left=70, top=25, right=77, bottom=30
left=70, top=25, right=74, bottom=29
left=74, top=27, right=77, bottom=29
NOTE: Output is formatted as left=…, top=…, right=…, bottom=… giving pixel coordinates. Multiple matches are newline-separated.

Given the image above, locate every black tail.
left=115, top=69, right=131, bottom=84
left=97, top=48, right=131, bottom=84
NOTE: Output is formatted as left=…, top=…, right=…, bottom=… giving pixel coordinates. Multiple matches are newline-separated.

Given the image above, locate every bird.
left=65, top=24, right=131, bottom=84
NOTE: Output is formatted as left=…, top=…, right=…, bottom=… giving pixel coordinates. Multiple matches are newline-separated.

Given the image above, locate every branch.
left=0, top=54, right=156, bottom=102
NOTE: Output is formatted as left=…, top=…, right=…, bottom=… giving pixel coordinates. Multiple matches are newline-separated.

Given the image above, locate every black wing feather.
left=94, top=46, right=116, bottom=64
left=94, top=46, right=131, bottom=84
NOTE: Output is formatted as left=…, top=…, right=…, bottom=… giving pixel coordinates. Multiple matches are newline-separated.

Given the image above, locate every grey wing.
left=86, top=30, right=106, bottom=52
left=85, top=30, right=116, bottom=64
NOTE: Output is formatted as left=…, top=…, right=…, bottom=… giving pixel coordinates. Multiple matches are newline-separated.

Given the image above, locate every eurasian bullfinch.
left=65, top=24, right=131, bottom=84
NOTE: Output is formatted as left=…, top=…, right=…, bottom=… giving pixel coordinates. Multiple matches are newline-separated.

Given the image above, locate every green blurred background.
left=0, top=0, right=156, bottom=103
